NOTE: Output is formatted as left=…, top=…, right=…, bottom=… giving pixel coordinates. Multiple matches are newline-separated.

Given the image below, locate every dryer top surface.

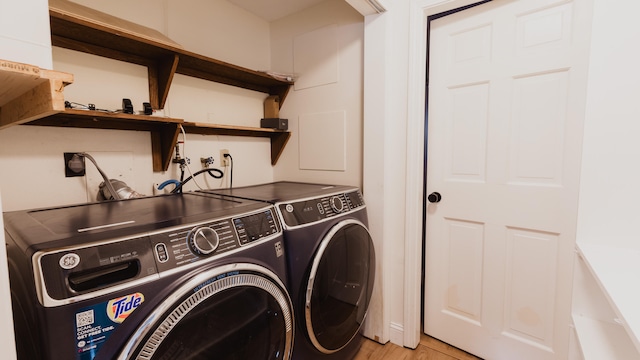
left=203, top=181, right=358, bottom=203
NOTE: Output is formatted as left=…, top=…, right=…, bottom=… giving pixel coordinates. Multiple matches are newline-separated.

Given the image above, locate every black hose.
left=170, top=168, right=224, bottom=194
left=226, top=154, right=233, bottom=189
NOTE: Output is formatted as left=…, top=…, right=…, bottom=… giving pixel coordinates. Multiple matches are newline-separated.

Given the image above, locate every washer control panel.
left=150, top=208, right=280, bottom=273
left=278, top=190, right=365, bottom=228
left=38, top=236, right=156, bottom=302
left=30, top=203, right=281, bottom=306
left=188, top=227, right=220, bottom=256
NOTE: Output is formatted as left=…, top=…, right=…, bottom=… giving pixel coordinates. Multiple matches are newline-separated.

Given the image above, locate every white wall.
left=271, top=0, right=365, bottom=188
left=73, top=0, right=271, bottom=70
left=67, top=0, right=167, bottom=36
left=0, top=0, right=277, bottom=212
left=361, top=0, right=410, bottom=345
left=0, top=0, right=52, bottom=356
left=577, top=0, right=640, bottom=248
left=167, top=0, right=271, bottom=71
left=0, top=0, right=52, bottom=69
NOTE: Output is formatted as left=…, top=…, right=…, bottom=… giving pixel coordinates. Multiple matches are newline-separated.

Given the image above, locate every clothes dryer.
left=204, top=182, right=376, bottom=360
left=4, top=193, right=293, bottom=360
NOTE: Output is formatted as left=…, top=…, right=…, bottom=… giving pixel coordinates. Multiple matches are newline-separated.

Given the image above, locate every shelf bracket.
left=148, top=54, right=179, bottom=110
left=270, top=131, right=291, bottom=165
left=270, top=85, right=291, bottom=109
left=150, top=123, right=181, bottom=172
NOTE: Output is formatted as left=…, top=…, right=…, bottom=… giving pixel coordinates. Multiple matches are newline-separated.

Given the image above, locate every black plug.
left=143, top=102, right=153, bottom=115
left=122, top=98, right=134, bottom=114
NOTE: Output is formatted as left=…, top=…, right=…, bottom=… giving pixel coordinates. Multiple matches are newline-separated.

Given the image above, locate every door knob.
left=427, top=192, right=442, bottom=203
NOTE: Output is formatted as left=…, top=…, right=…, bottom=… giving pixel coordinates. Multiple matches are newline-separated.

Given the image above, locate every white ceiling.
left=227, top=0, right=327, bottom=22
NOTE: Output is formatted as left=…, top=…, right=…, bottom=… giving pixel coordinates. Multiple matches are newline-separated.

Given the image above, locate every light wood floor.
left=353, top=334, right=482, bottom=360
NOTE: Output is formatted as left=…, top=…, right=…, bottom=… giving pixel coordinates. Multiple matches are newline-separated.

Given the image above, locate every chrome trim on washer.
left=77, top=220, right=136, bottom=232
left=117, top=263, right=294, bottom=360
left=304, top=219, right=373, bottom=354
left=33, top=205, right=281, bottom=307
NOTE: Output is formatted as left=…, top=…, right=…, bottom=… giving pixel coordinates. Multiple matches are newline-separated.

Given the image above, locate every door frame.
left=403, top=0, right=492, bottom=348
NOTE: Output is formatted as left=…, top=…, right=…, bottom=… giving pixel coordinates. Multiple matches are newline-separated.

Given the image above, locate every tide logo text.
left=107, top=293, right=144, bottom=323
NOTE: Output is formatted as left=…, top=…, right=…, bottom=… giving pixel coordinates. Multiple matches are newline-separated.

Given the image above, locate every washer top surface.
left=204, top=181, right=357, bottom=203
left=4, top=192, right=267, bottom=252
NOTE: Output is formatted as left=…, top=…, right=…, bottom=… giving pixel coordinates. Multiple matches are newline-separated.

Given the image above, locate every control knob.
left=188, top=227, right=220, bottom=256
left=330, top=196, right=345, bottom=213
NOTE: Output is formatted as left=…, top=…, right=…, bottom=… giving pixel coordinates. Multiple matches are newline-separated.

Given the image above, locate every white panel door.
left=424, top=1, right=591, bottom=359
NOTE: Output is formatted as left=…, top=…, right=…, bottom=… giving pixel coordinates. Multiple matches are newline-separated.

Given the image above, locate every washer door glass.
left=120, top=265, right=293, bottom=360
left=305, top=220, right=376, bottom=354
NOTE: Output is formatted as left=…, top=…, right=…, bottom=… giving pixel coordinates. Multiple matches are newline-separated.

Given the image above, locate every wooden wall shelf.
left=0, top=60, right=290, bottom=172
left=0, top=3, right=294, bottom=173
left=34, top=1, right=294, bottom=172
left=28, top=109, right=183, bottom=172
left=182, top=122, right=291, bottom=166
left=22, top=109, right=290, bottom=171
left=49, top=0, right=293, bottom=110
left=0, top=60, right=73, bottom=129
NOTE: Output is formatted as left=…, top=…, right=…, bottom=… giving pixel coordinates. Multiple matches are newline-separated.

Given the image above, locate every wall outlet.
left=64, top=153, right=85, bottom=177
left=220, top=149, right=230, bottom=166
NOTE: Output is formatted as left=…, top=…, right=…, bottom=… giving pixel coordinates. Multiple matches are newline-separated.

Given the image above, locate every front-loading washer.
left=4, top=192, right=294, bottom=360
left=203, top=181, right=376, bottom=360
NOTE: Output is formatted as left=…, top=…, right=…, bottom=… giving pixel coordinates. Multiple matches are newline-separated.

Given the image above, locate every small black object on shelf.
left=260, top=118, right=288, bottom=131
left=143, top=102, right=153, bottom=115
left=122, top=98, right=134, bottom=114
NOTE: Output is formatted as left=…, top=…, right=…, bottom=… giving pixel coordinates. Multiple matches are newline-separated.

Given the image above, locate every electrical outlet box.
left=220, top=149, right=230, bottom=166
left=64, top=153, right=85, bottom=177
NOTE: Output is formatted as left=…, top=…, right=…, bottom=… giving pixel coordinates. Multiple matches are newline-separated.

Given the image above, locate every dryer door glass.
left=121, top=267, right=293, bottom=360
left=305, top=220, right=376, bottom=354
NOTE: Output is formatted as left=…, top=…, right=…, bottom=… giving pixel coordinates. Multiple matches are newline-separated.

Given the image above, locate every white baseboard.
left=389, top=322, right=404, bottom=346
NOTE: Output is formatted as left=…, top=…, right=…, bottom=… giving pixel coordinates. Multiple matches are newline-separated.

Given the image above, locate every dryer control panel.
left=150, top=208, right=280, bottom=273
left=278, top=190, right=365, bottom=228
